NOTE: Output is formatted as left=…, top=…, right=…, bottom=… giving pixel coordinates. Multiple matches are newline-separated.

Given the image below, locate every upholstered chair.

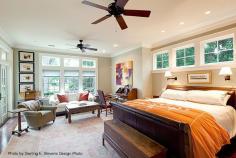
left=97, top=90, right=112, bottom=117
left=18, top=100, right=57, bottom=130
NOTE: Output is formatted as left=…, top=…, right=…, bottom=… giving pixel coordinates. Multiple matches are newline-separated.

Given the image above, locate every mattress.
left=149, top=98, right=236, bottom=138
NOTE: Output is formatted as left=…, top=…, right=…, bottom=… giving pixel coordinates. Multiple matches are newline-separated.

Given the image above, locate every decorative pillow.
left=160, top=89, right=188, bottom=101
left=78, top=92, right=89, bottom=101
left=57, top=94, right=69, bottom=103
left=187, top=90, right=229, bottom=106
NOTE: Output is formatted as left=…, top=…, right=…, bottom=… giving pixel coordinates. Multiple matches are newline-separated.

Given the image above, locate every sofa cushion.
left=38, top=110, right=52, bottom=117
left=57, top=102, right=68, bottom=108
left=79, top=92, right=89, bottom=101
left=57, top=94, right=69, bottom=103
left=67, top=93, right=79, bottom=102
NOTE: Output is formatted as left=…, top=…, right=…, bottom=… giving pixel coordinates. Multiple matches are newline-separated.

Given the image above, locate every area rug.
left=0, top=113, right=120, bottom=158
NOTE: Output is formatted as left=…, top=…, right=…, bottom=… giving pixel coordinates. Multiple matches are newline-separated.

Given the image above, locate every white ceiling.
left=0, top=0, right=236, bottom=57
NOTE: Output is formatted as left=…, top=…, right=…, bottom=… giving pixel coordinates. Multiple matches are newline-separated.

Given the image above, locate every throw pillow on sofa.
left=78, top=92, right=89, bottom=101
left=57, top=94, right=69, bottom=103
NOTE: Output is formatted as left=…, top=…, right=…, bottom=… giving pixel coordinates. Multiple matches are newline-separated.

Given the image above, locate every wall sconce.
left=219, top=67, right=232, bottom=81
left=165, top=71, right=177, bottom=80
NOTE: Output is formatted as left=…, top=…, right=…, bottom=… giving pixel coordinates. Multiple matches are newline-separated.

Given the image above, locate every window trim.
left=172, top=44, right=195, bottom=68
left=153, top=50, right=169, bottom=70
left=200, top=33, right=235, bottom=66
left=39, top=53, right=98, bottom=96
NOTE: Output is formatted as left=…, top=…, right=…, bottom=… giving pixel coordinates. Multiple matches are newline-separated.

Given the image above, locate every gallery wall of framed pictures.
left=18, top=51, right=35, bottom=93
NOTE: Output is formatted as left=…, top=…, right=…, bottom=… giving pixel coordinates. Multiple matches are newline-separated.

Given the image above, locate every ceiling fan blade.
left=116, top=0, right=129, bottom=8
left=123, top=9, right=151, bottom=17
left=116, top=15, right=128, bottom=30
left=83, top=44, right=91, bottom=47
left=84, top=47, right=98, bottom=51
left=82, top=0, right=109, bottom=11
left=92, top=15, right=112, bottom=24
left=81, top=48, right=86, bottom=53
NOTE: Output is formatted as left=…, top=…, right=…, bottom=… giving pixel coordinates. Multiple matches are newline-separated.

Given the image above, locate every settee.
left=49, top=92, right=95, bottom=113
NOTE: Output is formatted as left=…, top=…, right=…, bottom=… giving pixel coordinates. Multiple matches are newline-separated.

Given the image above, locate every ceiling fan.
left=82, top=0, right=151, bottom=30
left=74, top=40, right=98, bottom=52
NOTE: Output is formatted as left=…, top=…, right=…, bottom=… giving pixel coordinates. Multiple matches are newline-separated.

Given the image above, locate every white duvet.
left=148, top=98, right=236, bottom=138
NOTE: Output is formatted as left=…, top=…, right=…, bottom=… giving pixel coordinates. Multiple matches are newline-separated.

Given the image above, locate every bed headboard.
left=166, top=85, right=236, bottom=109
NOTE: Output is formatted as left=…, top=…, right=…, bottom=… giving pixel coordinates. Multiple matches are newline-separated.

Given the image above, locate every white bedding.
left=148, top=98, right=236, bottom=138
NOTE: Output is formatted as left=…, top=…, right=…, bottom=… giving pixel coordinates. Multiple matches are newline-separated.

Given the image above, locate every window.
left=1, top=52, right=7, bottom=61
left=204, top=36, right=234, bottom=64
left=153, top=51, right=169, bottom=70
left=82, top=59, right=96, bottom=68
left=64, top=58, right=79, bottom=67
left=82, top=71, right=96, bottom=93
left=64, top=71, right=80, bottom=93
left=176, top=46, right=195, bottom=67
left=42, top=56, right=60, bottom=66
left=39, top=54, right=98, bottom=96
left=43, top=70, right=60, bottom=96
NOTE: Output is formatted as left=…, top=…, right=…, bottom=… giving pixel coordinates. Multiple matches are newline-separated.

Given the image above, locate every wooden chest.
left=103, top=120, right=167, bottom=158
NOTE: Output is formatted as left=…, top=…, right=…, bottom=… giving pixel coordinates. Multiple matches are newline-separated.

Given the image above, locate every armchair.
left=18, top=100, right=57, bottom=130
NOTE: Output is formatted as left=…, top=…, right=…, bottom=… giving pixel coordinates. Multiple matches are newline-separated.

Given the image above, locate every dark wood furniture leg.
left=68, top=111, right=71, bottom=124
left=12, top=112, right=29, bottom=137
left=97, top=108, right=100, bottom=117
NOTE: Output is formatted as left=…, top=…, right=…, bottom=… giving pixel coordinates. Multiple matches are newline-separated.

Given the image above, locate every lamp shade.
left=219, top=67, right=232, bottom=76
left=164, top=71, right=172, bottom=77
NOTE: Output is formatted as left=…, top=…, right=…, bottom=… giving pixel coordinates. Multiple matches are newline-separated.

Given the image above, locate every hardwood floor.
left=0, top=117, right=17, bottom=153
left=0, top=117, right=236, bottom=157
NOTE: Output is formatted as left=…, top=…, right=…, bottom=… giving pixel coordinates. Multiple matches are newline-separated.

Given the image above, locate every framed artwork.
left=19, top=73, right=34, bottom=83
left=19, top=51, right=34, bottom=62
left=187, top=71, right=212, bottom=84
left=116, top=61, right=133, bottom=86
left=19, top=63, right=34, bottom=73
left=19, top=84, right=34, bottom=92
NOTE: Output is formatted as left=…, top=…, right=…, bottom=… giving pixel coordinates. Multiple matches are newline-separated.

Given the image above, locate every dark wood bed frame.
left=111, top=85, right=236, bottom=158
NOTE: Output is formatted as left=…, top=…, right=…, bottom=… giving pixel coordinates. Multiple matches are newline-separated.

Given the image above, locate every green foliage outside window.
left=156, top=52, right=169, bottom=69
left=82, top=60, right=96, bottom=68
left=176, top=47, right=195, bottom=67
left=204, top=38, right=233, bottom=64
left=43, top=76, right=60, bottom=96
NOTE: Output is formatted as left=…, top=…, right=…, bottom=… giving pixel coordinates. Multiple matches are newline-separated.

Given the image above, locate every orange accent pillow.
left=57, top=94, right=69, bottom=103
left=79, top=92, right=89, bottom=101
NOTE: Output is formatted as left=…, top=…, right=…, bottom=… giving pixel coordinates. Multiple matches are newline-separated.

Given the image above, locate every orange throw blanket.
left=123, top=99, right=230, bottom=158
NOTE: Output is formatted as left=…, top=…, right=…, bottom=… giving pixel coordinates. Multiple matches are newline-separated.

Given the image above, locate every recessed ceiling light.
left=113, top=44, right=119, bottom=47
left=179, top=22, right=185, bottom=25
left=205, top=11, right=211, bottom=15
left=161, top=30, right=165, bottom=33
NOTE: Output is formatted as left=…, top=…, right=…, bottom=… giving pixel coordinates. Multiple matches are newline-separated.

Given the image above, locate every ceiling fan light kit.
left=82, top=0, right=151, bottom=30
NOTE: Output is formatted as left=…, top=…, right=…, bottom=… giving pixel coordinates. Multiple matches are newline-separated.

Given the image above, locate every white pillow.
left=187, top=90, right=229, bottom=106
left=208, top=90, right=228, bottom=95
left=160, top=89, right=188, bottom=101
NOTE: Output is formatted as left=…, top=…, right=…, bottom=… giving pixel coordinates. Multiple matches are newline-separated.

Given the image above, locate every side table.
left=8, top=108, right=29, bottom=137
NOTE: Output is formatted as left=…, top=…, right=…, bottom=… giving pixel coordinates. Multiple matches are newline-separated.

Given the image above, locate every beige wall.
left=13, top=48, right=112, bottom=107
left=111, top=47, right=153, bottom=99
left=111, top=48, right=143, bottom=98
left=152, top=27, right=236, bottom=96
left=141, top=47, right=153, bottom=98
left=153, top=69, right=236, bottom=96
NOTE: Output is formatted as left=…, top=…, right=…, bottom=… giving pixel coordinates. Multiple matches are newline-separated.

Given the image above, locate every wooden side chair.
left=97, top=90, right=112, bottom=117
